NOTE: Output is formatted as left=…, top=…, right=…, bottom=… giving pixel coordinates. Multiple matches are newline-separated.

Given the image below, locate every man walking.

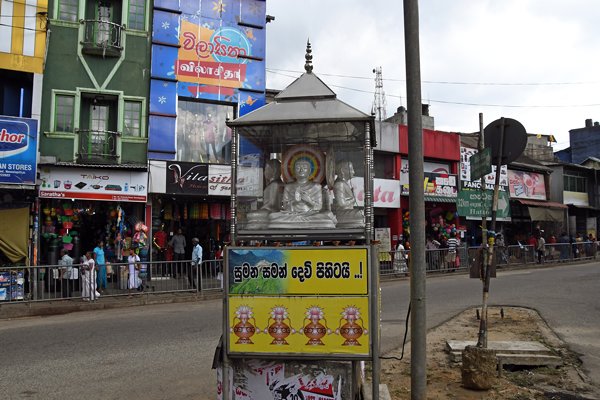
left=190, top=238, right=202, bottom=289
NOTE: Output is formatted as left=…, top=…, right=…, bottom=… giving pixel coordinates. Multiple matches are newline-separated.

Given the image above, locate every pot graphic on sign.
left=265, top=305, right=294, bottom=345
left=300, top=305, right=330, bottom=346
left=230, top=305, right=257, bottom=344
left=335, top=305, right=368, bottom=346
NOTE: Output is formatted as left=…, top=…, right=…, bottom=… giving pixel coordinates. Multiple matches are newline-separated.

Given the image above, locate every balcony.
left=81, top=19, right=123, bottom=57
left=77, top=129, right=120, bottom=164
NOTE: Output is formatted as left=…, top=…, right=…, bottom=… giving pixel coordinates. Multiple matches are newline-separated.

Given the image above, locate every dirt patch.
left=379, top=307, right=599, bottom=399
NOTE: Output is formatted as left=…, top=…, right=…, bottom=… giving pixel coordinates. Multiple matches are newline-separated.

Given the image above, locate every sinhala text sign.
left=226, top=246, right=371, bottom=358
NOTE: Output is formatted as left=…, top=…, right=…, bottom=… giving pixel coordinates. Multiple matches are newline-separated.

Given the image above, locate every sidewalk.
left=0, top=291, right=222, bottom=320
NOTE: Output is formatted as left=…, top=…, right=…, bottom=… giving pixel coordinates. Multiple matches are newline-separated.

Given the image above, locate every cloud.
left=266, top=1, right=600, bottom=148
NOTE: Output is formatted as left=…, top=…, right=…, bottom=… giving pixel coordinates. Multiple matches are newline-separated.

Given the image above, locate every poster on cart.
left=39, top=167, right=148, bottom=202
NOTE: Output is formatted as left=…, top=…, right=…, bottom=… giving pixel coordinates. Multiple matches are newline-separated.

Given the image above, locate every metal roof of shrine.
left=227, top=41, right=375, bottom=133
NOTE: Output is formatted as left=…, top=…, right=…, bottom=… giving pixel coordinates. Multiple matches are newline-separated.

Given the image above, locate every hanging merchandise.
left=210, top=203, right=221, bottom=220
left=173, top=203, right=181, bottom=221
left=183, top=203, right=188, bottom=220
left=190, top=203, right=200, bottom=220
left=200, top=203, right=209, bottom=219
left=402, top=211, right=410, bottom=236
left=164, top=203, right=173, bottom=220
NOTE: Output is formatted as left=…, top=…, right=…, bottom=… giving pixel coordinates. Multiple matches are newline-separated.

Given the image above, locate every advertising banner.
left=228, top=296, right=370, bottom=356
left=460, top=147, right=508, bottom=188
left=347, top=177, right=401, bottom=208
left=166, top=162, right=209, bottom=194
left=508, top=170, right=546, bottom=200
left=39, top=167, right=147, bottom=202
left=0, top=116, right=38, bottom=185
left=227, top=247, right=371, bottom=358
left=401, top=172, right=458, bottom=198
left=228, top=248, right=368, bottom=295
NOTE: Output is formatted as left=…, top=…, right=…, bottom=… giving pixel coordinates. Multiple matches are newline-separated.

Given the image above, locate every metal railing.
left=0, top=259, right=223, bottom=304
left=77, top=128, right=120, bottom=162
left=2, top=242, right=597, bottom=304
left=81, top=19, right=123, bottom=56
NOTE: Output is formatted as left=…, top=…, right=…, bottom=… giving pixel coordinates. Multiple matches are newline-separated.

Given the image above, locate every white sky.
left=265, top=0, right=600, bottom=150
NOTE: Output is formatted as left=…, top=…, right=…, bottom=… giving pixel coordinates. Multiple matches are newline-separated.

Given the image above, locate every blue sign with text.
left=0, top=116, right=38, bottom=185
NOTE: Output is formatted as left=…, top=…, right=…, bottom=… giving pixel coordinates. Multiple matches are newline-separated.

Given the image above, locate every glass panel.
left=96, top=4, right=112, bottom=44
left=128, top=0, right=146, bottom=30
left=58, top=0, right=78, bottom=22
left=89, top=105, right=109, bottom=155
left=176, top=100, right=233, bottom=163
left=234, top=122, right=367, bottom=233
left=124, top=101, right=141, bottom=136
left=55, top=95, right=74, bottom=132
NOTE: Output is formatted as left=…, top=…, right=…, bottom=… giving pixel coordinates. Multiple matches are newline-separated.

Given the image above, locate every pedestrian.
left=58, top=249, right=74, bottom=298
left=495, top=233, right=508, bottom=265
left=153, top=225, right=168, bottom=277
left=426, top=235, right=440, bottom=271
left=127, top=248, right=141, bottom=296
left=446, top=232, right=460, bottom=272
left=536, top=233, right=546, bottom=264
left=94, top=240, right=107, bottom=294
left=169, top=228, right=186, bottom=278
left=82, top=251, right=99, bottom=301
left=190, top=238, right=202, bottom=289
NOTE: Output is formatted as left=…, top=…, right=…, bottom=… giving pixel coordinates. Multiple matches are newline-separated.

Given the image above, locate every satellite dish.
left=484, top=117, right=527, bottom=165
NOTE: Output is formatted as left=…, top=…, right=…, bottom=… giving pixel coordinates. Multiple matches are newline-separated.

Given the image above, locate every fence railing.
left=2, top=242, right=597, bottom=304
left=0, top=259, right=223, bottom=304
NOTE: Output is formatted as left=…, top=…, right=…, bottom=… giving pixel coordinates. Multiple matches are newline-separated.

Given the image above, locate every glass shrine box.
left=227, top=46, right=376, bottom=244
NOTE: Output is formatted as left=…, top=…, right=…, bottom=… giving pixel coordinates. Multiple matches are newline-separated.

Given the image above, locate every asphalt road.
left=1, top=262, right=598, bottom=399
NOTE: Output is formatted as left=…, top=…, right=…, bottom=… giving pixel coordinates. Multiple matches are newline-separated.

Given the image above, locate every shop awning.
left=515, top=199, right=567, bottom=209
left=423, top=195, right=456, bottom=203
left=0, top=207, right=29, bottom=263
left=527, top=207, right=564, bottom=222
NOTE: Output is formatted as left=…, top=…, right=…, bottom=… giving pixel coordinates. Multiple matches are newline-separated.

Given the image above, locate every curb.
left=0, top=291, right=223, bottom=320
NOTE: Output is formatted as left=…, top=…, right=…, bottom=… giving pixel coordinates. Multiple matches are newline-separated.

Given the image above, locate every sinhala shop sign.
left=0, top=116, right=38, bottom=185
left=177, top=23, right=251, bottom=88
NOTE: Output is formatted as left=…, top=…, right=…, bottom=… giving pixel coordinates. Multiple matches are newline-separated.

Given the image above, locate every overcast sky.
left=264, top=0, right=600, bottom=150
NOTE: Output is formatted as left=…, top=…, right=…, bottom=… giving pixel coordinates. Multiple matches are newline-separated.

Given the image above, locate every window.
left=96, top=3, right=112, bottom=44
left=128, top=0, right=146, bottom=30
left=123, top=101, right=142, bottom=136
left=54, top=95, right=75, bottom=132
left=564, top=174, right=587, bottom=193
left=177, top=100, right=234, bottom=163
left=58, top=0, right=78, bottom=22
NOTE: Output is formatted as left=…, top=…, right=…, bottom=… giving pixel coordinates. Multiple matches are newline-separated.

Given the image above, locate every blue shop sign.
left=0, top=116, right=38, bottom=185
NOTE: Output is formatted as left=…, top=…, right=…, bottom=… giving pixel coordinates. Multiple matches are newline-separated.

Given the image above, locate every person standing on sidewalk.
left=59, top=249, right=74, bottom=298
left=537, top=233, right=546, bottom=264
left=153, top=225, right=168, bottom=276
left=82, top=251, right=99, bottom=301
left=94, top=240, right=107, bottom=294
left=127, top=248, right=141, bottom=296
left=190, top=238, right=202, bottom=289
left=169, top=228, right=186, bottom=278
left=446, top=233, right=460, bottom=272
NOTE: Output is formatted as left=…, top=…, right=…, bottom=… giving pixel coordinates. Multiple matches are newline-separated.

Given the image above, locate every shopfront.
left=149, top=161, right=231, bottom=261
left=0, top=116, right=39, bottom=300
left=38, top=166, right=149, bottom=267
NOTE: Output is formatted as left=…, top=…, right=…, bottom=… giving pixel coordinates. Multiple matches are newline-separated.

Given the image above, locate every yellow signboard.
left=227, top=247, right=369, bottom=295
left=228, top=296, right=370, bottom=356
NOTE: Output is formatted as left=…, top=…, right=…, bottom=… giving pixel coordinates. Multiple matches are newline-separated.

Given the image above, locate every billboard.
left=508, top=170, right=546, bottom=200
left=0, top=116, right=38, bottom=185
left=226, top=247, right=371, bottom=358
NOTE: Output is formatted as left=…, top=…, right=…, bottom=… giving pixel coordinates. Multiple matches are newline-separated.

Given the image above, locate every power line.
left=0, top=22, right=46, bottom=32
left=267, top=67, right=598, bottom=86
left=266, top=69, right=600, bottom=109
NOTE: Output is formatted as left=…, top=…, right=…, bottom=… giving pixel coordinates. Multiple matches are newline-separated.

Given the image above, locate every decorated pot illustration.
left=266, top=305, right=294, bottom=345
left=231, top=305, right=256, bottom=344
left=301, top=306, right=330, bottom=345
left=336, top=305, right=368, bottom=346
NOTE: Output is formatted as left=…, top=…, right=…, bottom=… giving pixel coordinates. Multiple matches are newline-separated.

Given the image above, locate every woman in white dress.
left=82, top=251, right=99, bottom=300
left=127, top=248, right=141, bottom=296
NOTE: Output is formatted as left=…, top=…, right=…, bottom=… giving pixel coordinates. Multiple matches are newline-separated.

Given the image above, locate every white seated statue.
left=268, top=159, right=337, bottom=229
left=332, top=160, right=365, bottom=228
left=245, top=159, right=284, bottom=229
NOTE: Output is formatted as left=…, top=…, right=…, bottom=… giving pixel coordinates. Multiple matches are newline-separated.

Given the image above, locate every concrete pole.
left=403, top=0, right=427, bottom=398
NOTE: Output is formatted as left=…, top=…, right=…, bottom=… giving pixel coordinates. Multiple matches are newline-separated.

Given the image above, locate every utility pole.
left=403, top=0, right=426, bottom=399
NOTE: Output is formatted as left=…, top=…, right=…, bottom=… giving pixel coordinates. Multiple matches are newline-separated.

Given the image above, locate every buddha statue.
left=332, top=160, right=365, bottom=228
left=245, top=159, right=284, bottom=229
left=268, top=159, right=337, bottom=229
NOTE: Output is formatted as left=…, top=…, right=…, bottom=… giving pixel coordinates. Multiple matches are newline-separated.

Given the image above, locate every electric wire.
left=380, top=301, right=411, bottom=361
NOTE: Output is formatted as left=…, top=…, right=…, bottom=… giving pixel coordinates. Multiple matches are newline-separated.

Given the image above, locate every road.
left=1, top=262, right=598, bottom=399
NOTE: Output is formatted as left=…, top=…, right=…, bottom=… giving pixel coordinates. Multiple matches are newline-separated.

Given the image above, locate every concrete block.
left=362, top=383, right=392, bottom=400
